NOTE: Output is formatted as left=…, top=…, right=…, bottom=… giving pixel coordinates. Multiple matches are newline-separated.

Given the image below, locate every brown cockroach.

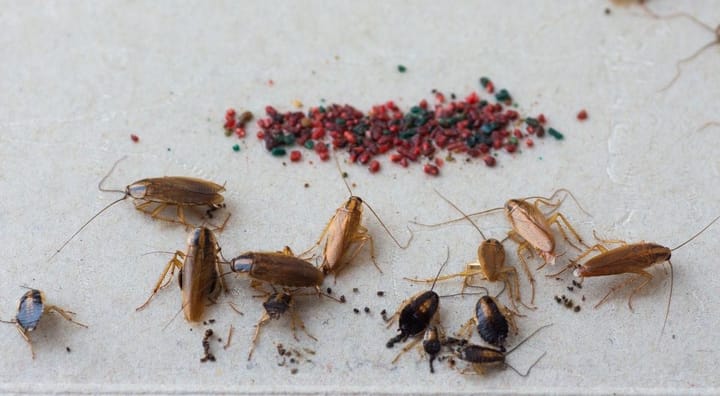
left=1, top=289, right=87, bottom=359
left=407, top=189, right=531, bottom=310
left=229, top=247, right=325, bottom=290
left=568, top=215, right=720, bottom=334
left=51, top=157, right=229, bottom=259
left=415, top=189, right=590, bottom=305
left=135, top=225, right=227, bottom=322
left=386, top=248, right=449, bottom=365
left=301, top=156, right=412, bottom=278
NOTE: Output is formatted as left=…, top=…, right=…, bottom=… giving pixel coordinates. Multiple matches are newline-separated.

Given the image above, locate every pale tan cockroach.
left=568, top=214, right=720, bottom=335
left=301, top=156, right=412, bottom=278
left=135, top=225, right=227, bottom=323
left=1, top=288, right=87, bottom=359
left=51, top=157, right=229, bottom=259
left=415, top=189, right=591, bottom=305
left=407, top=189, right=531, bottom=310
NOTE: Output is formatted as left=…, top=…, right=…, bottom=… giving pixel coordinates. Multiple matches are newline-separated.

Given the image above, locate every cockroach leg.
left=136, top=252, right=185, bottom=311
left=248, top=311, right=271, bottom=360
left=594, top=269, right=653, bottom=311
left=290, top=309, right=317, bottom=342
left=391, top=337, right=422, bottom=364
left=44, top=305, right=88, bottom=328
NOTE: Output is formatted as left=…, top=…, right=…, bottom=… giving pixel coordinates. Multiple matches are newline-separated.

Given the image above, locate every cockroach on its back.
left=567, top=215, right=720, bottom=335
left=136, top=225, right=226, bottom=323
left=51, top=157, right=229, bottom=259
left=1, top=289, right=87, bottom=359
left=301, top=156, right=413, bottom=278
left=408, top=189, right=531, bottom=310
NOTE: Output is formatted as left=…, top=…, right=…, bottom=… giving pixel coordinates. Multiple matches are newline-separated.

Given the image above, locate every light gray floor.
left=1, top=1, right=719, bottom=394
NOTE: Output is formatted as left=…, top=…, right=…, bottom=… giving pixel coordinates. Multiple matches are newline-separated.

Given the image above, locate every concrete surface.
left=0, top=0, right=719, bottom=394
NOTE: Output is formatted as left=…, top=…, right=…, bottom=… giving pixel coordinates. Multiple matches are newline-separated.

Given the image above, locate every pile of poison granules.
left=224, top=77, right=566, bottom=175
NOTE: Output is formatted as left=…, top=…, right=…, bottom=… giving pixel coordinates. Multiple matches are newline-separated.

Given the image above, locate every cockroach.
left=246, top=286, right=319, bottom=360
left=422, top=325, right=443, bottom=373
left=135, top=226, right=226, bottom=322
left=457, top=295, right=520, bottom=352
left=415, top=189, right=590, bottom=305
left=301, top=156, right=412, bottom=278
left=569, top=215, right=720, bottom=335
left=1, top=289, right=87, bottom=359
left=51, top=157, right=229, bottom=259
left=408, top=189, right=531, bottom=310
left=229, top=247, right=325, bottom=290
left=453, top=324, right=551, bottom=376
left=386, top=248, right=449, bottom=365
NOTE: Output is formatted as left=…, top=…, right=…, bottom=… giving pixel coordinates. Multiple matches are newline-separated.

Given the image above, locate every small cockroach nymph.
left=136, top=225, right=227, bottom=323
left=1, top=289, right=87, bottom=359
left=414, top=189, right=591, bottom=305
left=51, top=157, right=229, bottom=259
left=386, top=248, right=449, bottom=365
left=458, top=295, right=520, bottom=352
left=567, top=215, right=720, bottom=335
left=408, top=189, right=531, bottom=310
left=300, top=156, right=413, bottom=279
left=453, top=324, right=552, bottom=376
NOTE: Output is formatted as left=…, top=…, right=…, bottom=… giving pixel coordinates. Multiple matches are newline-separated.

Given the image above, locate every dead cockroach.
left=135, top=225, right=226, bottom=322
left=408, top=189, right=530, bottom=310
left=229, top=247, right=325, bottom=290
left=569, top=215, right=720, bottom=335
left=51, top=157, right=229, bottom=259
left=457, top=295, right=520, bottom=352
left=246, top=286, right=319, bottom=360
left=301, top=156, right=412, bottom=278
left=415, top=189, right=590, bottom=305
left=1, top=289, right=87, bottom=359
left=386, top=248, right=449, bottom=364
left=452, top=324, right=551, bottom=376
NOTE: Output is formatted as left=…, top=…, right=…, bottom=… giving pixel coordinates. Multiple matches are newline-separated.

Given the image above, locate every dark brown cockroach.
left=458, top=295, right=519, bottom=352
left=569, top=215, right=720, bottom=335
left=422, top=325, right=443, bottom=373
left=135, top=226, right=225, bottom=322
left=230, top=247, right=325, bottom=290
left=246, top=286, right=320, bottom=360
left=51, top=157, right=229, bottom=259
left=415, top=189, right=590, bottom=305
left=453, top=324, right=551, bottom=376
left=408, top=189, right=531, bottom=310
left=1, top=289, right=87, bottom=359
left=301, top=156, right=412, bottom=278
left=386, top=249, right=449, bottom=365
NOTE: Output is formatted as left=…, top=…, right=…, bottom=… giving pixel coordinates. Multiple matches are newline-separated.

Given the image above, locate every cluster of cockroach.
left=382, top=187, right=720, bottom=375
left=3, top=155, right=719, bottom=382
left=1, top=156, right=414, bottom=362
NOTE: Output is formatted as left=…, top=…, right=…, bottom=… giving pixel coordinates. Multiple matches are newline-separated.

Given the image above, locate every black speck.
left=574, top=306, right=581, bottom=313
left=450, top=93, right=457, bottom=100
left=567, top=286, right=574, bottom=292
left=364, top=307, right=370, bottom=313
left=353, top=308, right=360, bottom=314
left=291, top=368, right=298, bottom=375
left=326, top=287, right=332, bottom=294
left=304, top=183, right=310, bottom=188
left=604, top=8, right=611, bottom=15
left=66, top=347, right=71, bottom=353
left=340, top=295, right=346, bottom=303
left=353, top=287, right=359, bottom=293
left=377, top=291, right=385, bottom=297
left=209, top=319, right=216, bottom=324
